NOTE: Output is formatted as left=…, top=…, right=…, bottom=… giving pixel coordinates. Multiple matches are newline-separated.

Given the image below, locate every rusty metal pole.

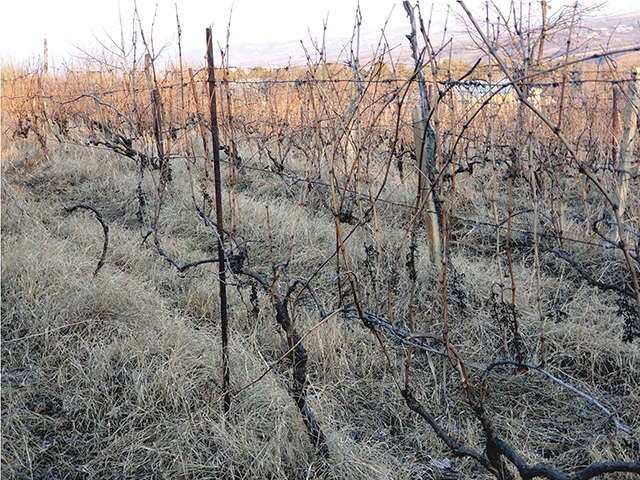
left=206, top=27, right=230, bottom=415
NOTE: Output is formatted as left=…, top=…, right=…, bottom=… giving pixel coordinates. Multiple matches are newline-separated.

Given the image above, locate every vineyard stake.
left=206, top=27, right=231, bottom=415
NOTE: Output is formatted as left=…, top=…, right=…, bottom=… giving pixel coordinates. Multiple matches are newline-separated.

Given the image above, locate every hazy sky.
left=1, top=0, right=637, bottom=64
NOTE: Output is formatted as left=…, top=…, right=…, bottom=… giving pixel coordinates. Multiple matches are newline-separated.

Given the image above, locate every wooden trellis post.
left=404, top=1, right=442, bottom=265
left=412, top=106, right=442, bottom=265
left=612, top=67, right=639, bottom=243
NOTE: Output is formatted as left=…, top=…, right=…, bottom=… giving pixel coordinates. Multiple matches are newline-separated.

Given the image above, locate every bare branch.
left=481, top=359, right=633, bottom=435
left=64, top=204, right=109, bottom=275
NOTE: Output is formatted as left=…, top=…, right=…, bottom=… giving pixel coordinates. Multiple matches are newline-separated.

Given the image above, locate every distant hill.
left=185, top=11, right=640, bottom=69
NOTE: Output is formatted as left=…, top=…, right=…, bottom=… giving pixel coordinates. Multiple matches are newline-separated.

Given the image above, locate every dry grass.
left=2, top=124, right=639, bottom=479
left=0, top=141, right=438, bottom=479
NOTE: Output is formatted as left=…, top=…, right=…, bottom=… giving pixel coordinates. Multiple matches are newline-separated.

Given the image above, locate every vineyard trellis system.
left=2, top=0, right=640, bottom=478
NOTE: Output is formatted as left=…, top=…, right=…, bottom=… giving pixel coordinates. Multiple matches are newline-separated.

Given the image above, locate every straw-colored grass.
left=2, top=119, right=639, bottom=480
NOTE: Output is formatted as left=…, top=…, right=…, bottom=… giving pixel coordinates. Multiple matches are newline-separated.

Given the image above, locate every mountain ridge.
left=184, top=11, right=640, bottom=69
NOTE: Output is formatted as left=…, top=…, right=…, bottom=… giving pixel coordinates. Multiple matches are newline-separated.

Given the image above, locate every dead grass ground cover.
left=2, top=127, right=639, bottom=478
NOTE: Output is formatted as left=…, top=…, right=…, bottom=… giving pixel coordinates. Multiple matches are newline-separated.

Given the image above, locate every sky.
left=1, top=0, right=410, bottom=63
left=1, top=0, right=638, bottom=66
